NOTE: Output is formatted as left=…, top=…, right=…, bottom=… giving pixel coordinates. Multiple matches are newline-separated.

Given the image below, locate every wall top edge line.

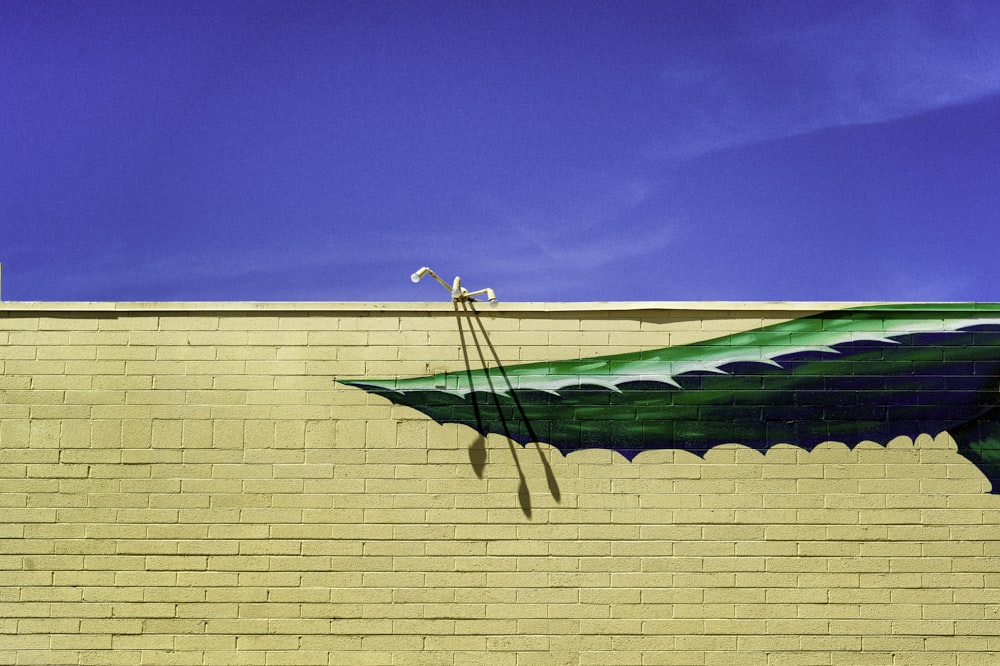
left=0, top=300, right=993, bottom=315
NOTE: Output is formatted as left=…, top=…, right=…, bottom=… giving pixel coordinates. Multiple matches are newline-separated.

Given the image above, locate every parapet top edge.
left=0, top=300, right=993, bottom=315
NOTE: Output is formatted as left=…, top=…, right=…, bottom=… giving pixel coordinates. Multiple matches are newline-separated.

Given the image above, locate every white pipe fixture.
left=410, top=267, right=498, bottom=307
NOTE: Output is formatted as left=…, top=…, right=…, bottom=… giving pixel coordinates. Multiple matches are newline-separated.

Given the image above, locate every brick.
left=5, top=304, right=1000, bottom=663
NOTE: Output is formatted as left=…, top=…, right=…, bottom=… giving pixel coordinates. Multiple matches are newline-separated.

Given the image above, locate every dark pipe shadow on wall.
left=454, top=301, right=561, bottom=518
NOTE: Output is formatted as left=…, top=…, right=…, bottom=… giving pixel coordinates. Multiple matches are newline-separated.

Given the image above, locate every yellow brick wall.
left=0, top=302, right=998, bottom=665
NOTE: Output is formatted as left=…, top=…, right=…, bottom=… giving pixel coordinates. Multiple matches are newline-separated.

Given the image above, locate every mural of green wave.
left=341, top=304, right=1000, bottom=493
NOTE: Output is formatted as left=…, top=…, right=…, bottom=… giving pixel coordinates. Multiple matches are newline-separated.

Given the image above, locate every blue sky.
left=3, top=0, right=999, bottom=303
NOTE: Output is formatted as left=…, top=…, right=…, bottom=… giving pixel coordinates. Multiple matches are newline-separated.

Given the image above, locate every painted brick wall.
left=1, top=302, right=998, bottom=665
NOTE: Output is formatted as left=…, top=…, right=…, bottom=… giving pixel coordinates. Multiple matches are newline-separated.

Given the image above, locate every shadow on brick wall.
left=457, top=302, right=561, bottom=518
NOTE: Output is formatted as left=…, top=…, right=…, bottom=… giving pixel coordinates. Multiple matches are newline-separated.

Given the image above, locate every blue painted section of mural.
left=341, top=304, right=1000, bottom=493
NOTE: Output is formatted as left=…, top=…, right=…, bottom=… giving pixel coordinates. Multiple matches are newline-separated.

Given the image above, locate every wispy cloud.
left=467, top=176, right=676, bottom=300
left=651, top=1, right=1000, bottom=159
left=867, top=261, right=973, bottom=302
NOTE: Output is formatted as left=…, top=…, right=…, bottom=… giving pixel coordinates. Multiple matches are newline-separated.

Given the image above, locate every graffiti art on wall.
left=341, top=304, right=1000, bottom=493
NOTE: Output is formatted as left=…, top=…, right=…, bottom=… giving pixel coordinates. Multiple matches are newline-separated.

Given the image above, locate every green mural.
left=341, top=304, right=1000, bottom=493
